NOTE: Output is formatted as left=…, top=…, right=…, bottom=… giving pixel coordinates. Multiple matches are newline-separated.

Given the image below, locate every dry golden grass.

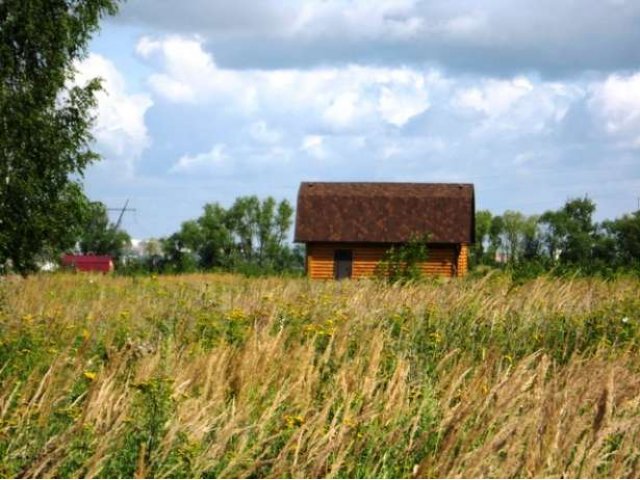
left=0, top=273, right=639, bottom=478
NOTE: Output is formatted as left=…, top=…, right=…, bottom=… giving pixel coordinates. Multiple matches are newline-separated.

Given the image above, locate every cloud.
left=115, top=0, right=640, bottom=76
left=301, top=135, right=326, bottom=160
left=171, top=144, right=230, bottom=174
left=453, top=76, right=583, bottom=136
left=589, top=73, right=640, bottom=148
left=75, top=53, right=153, bottom=176
left=136, top=35, right=433, bottom=130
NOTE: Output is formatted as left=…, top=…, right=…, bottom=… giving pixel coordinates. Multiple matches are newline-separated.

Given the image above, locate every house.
left=61, top=254, right=114, bottom=273
left=294, top=182, right=475, bottom=279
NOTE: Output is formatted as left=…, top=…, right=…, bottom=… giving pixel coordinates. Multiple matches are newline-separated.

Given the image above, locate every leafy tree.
left=488, top=215, right=504, bottom=263
left=539, top=197, right=597, bottom=266
left=78, top=202, right=130, bottom=259
left=0, top=0, right=120, bottom=274
left=602, top=211, right=640, bottom=267
left=473, top=210, right=492, bottom=264
left=521, top=215, right=541, bottom=260
left=162, top=196, right=299, bottom=274
left=197, top=204, right=234, bottom=269
left=501, top=210, right=526, bottom=263
left=160, top=233, right=198, bottom=273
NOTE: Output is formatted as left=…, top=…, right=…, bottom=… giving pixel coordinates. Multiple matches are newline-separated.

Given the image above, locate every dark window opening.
left=334, top=250, right=353, bottom=280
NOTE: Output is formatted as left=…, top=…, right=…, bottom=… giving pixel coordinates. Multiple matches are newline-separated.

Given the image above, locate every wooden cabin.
left=294, top=182, right=475, bottom=279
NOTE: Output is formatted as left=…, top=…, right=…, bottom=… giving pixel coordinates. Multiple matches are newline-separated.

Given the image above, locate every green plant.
left=375, top=234, right=429, bottom=284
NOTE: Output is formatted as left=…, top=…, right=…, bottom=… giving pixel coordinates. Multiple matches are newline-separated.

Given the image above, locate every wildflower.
left=83, top=371, right=97, bottom=381
left=81, top=328, right=90, bottom=340
left=343, top=417, right=357, bottom=428
left=228, top=308, right=246, bottom=321
left=622, top=317, right=629, bottom=324
left=283, top=414, right=304, bottom=428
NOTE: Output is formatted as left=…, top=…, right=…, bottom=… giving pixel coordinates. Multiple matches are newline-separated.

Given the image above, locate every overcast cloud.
left=115, top=0, right=640, bottom=75
left=81, top=0, right=640, bottom=238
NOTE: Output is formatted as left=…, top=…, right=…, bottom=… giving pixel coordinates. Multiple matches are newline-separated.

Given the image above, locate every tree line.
left=473, top=197, right=640, bottom=276
left=151, top=196, right=303, bottom=275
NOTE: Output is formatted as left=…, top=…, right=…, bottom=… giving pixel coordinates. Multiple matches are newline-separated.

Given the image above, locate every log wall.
left=305, top=243, right=463, bottom=279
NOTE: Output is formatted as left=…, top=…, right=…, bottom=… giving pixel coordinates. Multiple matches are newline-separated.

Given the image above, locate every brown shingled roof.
left=294, top=182, right=475, bottom=244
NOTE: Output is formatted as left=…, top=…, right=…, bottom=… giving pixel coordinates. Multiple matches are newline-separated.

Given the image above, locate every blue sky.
left=79, top=0, right=640, bottom=239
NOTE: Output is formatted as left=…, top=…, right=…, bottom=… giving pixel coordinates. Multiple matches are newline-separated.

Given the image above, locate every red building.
left=61, top=254, right=114, bottom=273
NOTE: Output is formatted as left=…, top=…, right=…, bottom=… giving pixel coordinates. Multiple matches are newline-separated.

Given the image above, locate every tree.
left=521, top=215, right=541, bottom=260
left=539, top=197, right=597, bottom=266
left=162, top=196, right=299, bottom=274
left=473, top=210, right=493, bottom=264
left=78, top=202, right=130, bottom=259
left=602, top=211, right=640, bottom=267
left=0, top=0, right=120, bottom=274
left=501, top=211, right=526, bottom=263
left=488, top=215, right=504, bottom=263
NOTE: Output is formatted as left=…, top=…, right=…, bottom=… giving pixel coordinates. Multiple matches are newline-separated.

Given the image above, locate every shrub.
left=375, top=234, right=429, bottom=284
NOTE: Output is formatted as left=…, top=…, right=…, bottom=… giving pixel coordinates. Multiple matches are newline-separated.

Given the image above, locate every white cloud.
left=453, top=76, right=582, bottom=135
left=378, top=79, right=429, bottom=127
left=454, top=76, right=534, bottom=117
left=135, top=35, right=433, bottom=129
left=301, top=135, right=326, bottom=159
left=75, top=53, right=153, bottom=176
left=323, top=92, right=362, bottom=129
left=589, top=72, right=640, bottom=148
left=171, top=144, right=230, bottom=173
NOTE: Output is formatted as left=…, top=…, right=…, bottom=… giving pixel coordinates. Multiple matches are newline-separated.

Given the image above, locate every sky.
left=79, top=0, right=640, bottom=239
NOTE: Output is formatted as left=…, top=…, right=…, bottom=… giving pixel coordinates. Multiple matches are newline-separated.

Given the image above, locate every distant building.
left=61, top=254, right=114, bottom=273
left=294, top=182, right=475, bottom=279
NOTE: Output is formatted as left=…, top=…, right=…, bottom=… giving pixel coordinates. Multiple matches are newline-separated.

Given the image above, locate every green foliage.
left=540, top=197, right=597, bottom=265
left=474, top=198, right=640, bottom=277
left=375, top=235, right=429, bottom=284
left=160, top=196, right=302, bottom=275
left=101, top=377, right=174, bottom=478
left=77, top=202, right=131, bottom=259
left=472, top=209, right=493, bottom=265
left=602, top=211, right=640, bottom=268
left=0, top=0, right=121, bottom=275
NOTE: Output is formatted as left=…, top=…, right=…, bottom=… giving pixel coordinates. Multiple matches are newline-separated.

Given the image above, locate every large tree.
left=0, top=0, right=120, bottom=274
left=539, top=197, right=597, bottom=266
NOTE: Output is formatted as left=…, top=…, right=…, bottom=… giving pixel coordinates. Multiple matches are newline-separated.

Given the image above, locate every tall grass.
left=0, top=273, right=639, bottom=478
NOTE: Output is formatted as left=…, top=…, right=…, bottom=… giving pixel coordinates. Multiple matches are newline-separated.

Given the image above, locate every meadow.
left=0, top=273, right=639, bottom=478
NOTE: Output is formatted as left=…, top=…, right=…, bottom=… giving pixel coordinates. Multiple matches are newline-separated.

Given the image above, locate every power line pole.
left=107, top=199, right=136, bottom=230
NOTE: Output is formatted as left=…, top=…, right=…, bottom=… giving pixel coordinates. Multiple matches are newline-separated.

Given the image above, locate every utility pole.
left=107, top=199, right=136, bottom=230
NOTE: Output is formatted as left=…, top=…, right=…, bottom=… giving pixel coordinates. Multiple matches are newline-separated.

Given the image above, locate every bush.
left=375, top=235, right=429, bottom=284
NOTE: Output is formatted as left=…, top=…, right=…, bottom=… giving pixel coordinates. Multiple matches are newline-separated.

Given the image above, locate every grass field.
left=1, top=273, right=639, bottom=478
